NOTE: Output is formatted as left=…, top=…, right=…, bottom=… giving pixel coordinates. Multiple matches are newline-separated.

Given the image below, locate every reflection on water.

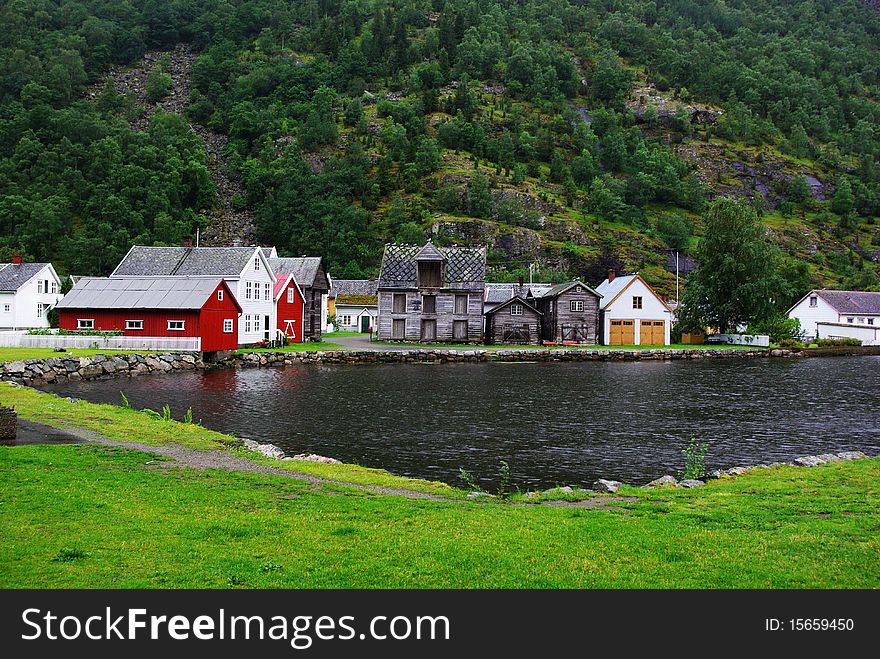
left=43, top=357, right=880, bottom=489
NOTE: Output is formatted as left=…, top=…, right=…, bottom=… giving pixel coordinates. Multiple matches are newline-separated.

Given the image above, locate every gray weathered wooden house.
left=484, top=295, right=543, bottom=344
left=377, top=241, right=486, bottom=343
left=528, top=280, right=601, bottom=344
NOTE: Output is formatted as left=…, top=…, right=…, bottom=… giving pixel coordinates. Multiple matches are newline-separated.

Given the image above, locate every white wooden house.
left=112, top=245, right=276, bottom=345
left=788, top=289, right=880, bottom=345
left=0, top=258, right=63, bottom=329
left=594, top=271, right=672, bottom=345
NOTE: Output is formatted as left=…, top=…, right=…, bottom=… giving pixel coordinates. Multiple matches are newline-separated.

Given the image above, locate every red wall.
left=58, top=281, right=240, bottom=352
left=276, top=282, right=305, bottom=343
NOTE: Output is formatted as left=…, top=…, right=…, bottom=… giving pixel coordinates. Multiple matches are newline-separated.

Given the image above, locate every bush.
left=680, top=436, right=709, bottom=480
left=748, top=314, right=801, bottom=343
left=777, top=338, right=806, bottom=349
left=815, top=338, right=862, bottom=347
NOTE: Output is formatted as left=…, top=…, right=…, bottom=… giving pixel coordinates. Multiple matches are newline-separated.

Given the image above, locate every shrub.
left=777, top=338, right=806, bottom=349
left=680, top=436, right=708, bottom=480
left=815, top=338, right=862, bottom=347
left=747, top=314, right=801, bottom=343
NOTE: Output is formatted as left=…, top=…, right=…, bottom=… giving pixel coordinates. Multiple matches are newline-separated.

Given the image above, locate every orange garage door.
left=609, top=320, right=635, bottom=345
left=639, top=320, right=666, bottom=345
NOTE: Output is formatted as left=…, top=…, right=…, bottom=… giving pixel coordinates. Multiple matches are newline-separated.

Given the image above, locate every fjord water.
left=43, top=357, right=880, bottom=489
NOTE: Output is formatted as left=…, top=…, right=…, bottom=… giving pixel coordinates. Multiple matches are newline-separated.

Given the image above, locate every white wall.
left=1, top=265, right=63, bottom=329
left=336, top=305, right=377, bottom=331
left=234, top=249, right=277, bottom=345
left=817, top=323, right=880, bottom=346
left=788, top=294, right=839, bottom=339
left=601, top=278, right=672, bottom=345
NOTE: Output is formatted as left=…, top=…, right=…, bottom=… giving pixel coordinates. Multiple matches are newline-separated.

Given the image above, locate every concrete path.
left=329, top=334, right=415, bottom=351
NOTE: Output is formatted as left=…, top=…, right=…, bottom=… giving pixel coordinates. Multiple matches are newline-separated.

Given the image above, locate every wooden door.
left=640, top=320, right=665, bottom=345
left=609, top=320, right=634, bottom=345
left=360, top=315, right=370, bottom=333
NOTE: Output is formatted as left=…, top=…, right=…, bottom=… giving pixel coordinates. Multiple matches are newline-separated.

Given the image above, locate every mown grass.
left=375, top=341, right=753, bottom=351
left=0, top=383, right=457, bottom=496
left=0, top=347, right=147, bottom=362
left=236, top=342, right=344, bottom=353
left=0, top=442, right=877, bottom=588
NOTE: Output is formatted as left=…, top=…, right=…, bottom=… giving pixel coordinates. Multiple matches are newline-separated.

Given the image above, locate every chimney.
left=607, top=268, right=616, bottom=282
left=12, top=254, right=22, bottom=266
left=183, top=236, right=193, bottom=248
left=518, top=276, right=524, bottom=288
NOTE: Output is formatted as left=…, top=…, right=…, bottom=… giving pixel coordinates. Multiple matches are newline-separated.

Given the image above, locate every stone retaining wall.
left=0, top=352, right=203, bottom=386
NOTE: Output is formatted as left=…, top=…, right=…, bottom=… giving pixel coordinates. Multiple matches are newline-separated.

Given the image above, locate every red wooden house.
left=55, top=277, right=242, bottom=352
left=274, top=272, right=305, bottom=343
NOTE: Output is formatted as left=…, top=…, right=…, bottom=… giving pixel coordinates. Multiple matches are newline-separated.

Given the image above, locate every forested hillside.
left=1, top=0, right=879, bottom=301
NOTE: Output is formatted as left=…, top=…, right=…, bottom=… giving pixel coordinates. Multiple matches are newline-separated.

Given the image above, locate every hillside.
left=1, top=0, right=879, bottom=304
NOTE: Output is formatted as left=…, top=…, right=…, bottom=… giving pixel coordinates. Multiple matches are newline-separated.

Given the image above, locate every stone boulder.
left=645, top=475, right=678, bottom=487
left=593, top=479, right=622, bottom=493
left=678, top=479, right=705, bottom=488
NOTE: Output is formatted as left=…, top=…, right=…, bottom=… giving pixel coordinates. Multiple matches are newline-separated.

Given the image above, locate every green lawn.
left=0, top=347, right=147, bottom=362
left=323, top=331, right=364, bottom=338
left=375, top=342, right=753, bottom=351
left=0, top=383, right=878, bottom=588
left=236, top=341, right=344, bottom=354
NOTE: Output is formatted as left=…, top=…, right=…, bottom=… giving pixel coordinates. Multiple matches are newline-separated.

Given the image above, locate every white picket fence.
left=0, top=331, right=201, bottom=352
left=707, top=333, right=770, bottom=347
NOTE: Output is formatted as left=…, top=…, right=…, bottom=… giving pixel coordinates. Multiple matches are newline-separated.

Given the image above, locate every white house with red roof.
left=788, top=289, right=880, bottom=345
left=594, top=271, right=672, bottom=345
left=0, top=257, right=63, bottom=330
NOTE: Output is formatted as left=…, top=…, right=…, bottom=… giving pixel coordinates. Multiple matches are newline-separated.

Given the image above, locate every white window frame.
left=632, top=296, right=643, bottom=310
left=287, top=288, right=295, bottom=303
left=809, top=296, right=817, bottom=308
left=37, top=280, right=44, bottom=294
left=847, top=317, right=854, bottom=323
left=51, top=281, right=58, bottom=294
left=125, top=320, right=144, bottom=330
left=77, top=319, right=94, bottom=330
left=264, top=283, right=271, bottom=301
left=570, top=300, right=584, bottom=312
left=217, top=289, right=224, bottom=301
left=167, top=320, right=186, bottom=331
left=510, top=304, right=523, bottom=316
left=223, top=318, right=234, bottom=333
left=868, top=318, right=875, bottom=326
left=244, top=315, right=251, bottom=333
left=2, top=304, right=10, bottom=313
left=254, top=257, right=261, bottom=271
left=245, top=281, right=252, bottom=300
left=341, top=315, right=352, bottom=326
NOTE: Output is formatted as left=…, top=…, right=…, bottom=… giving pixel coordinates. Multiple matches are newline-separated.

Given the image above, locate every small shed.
left=485, top=296, right=543, bottom=345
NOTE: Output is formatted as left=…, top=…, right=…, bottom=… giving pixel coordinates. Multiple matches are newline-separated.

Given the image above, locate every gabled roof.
left=789, top=289, right=880, bottom=315
left=111, top=246, right=263, bottom=277
left=330, top=279, right=378, bottom=298
left=269, top=257, right=324, bottom=288
left=0, top=263, right=53, bottom=292
left=485, top=282, right=529, bottom=304
left=534, top=280, right=601, bottom=300
left=378, top=242, right=486, bottom=290
left=261, top=247, right=278, bottom=259
left=415, top=241, right=445, bottom=261
left=485, top=295, right=542, bottom=317
left=595, top=274, right=671, bottom=312
left=55, top=277, right=241, bottom=312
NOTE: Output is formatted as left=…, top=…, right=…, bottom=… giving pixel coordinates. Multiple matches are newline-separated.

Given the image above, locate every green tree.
left=831, top=178, right=855, bottom=215
left=656, top=215, right=692, bottom=252
left=467, top=171, right=493, bottom=218
left=145, top=64, right=173, bottom=103
left=680, top=198, right=783, bottom=332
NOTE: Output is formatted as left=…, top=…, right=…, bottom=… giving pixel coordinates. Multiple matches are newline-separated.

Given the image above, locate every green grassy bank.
left=0, top=384, right=877, bottom=588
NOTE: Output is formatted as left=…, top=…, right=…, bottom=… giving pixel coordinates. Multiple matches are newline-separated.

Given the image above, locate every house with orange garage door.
left=595, top=270, right=672, bottom=346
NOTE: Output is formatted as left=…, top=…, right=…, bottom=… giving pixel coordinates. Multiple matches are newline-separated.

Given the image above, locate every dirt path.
left=84, top=44, right=256, bottom=246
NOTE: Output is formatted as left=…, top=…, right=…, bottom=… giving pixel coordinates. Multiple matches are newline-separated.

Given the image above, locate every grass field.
left=236, top=342, right=344, bottom=353
left=0, top=347, right=147, bottom=362
left=0, top=383, right=877, bottom=589
left=376, top=342, right=753, bottom=351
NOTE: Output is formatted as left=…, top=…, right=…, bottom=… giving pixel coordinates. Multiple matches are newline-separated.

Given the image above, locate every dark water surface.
left=42, top=357, right=880, bottom=489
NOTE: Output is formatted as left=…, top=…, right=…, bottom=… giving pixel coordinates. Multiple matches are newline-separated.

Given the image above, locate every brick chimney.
left=518, top=276, right=524, bottom=288
left=183, top=236, right=193, bottom=248
left=607, top=268, right=616, bottom=282
left=12, top=254, right=22, bottom=266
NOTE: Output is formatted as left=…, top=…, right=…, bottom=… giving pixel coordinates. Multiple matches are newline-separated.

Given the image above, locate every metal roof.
left=111, top=246, right=260, bottom=277
left=378, top=242, right=486, bottom=290
left=485, top=295, right=543, bottom=317
left=55, top=277, right=229, bottom=310
left=595, top=275, right=637, bottom=310
left=0, top=263, right=51, bottom=292
left=533, top=280, right=601, bottom=300
left=814, top=289, right=880, bottom=315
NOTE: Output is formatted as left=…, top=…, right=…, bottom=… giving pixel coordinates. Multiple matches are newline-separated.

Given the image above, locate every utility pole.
left=529, top=262, right=536, bottom=284
left=675, top=251, right=680, bottom=309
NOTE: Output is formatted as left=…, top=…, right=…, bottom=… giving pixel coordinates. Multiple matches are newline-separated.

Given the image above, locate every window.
left=632, top=296, right=643, bottom=309
left=570, top=300, right=584, bottom=312
left=254, top=257, right=260, bottom=271
left=549, top=301, right=553, bottom=312
left=421, top=319, right=436, bottom=340
left=167, top=320, right=185, bottom=331
left=847, top=317, right=854, bottom=324
left=37, top=280, right=43, bottom=294
left=125, top=320, right=144, bottom=330
left=2, top=304, right=9, bottom=313
left=244, top=315, right=251, bottom=333
left=217, top=290, right=224, bottom=301
left=857, top=317, right=865, bottom=324
left=809, top=296, right=817, bottom=308
left=392, top=318, right=406, bottom=339
left=264, top=283, right=271, bottom=301
left=392, top=293, right=406, bottom=314
left=422, top=294, right=436, bottom=314
left=223, top=319, right=234, bottom=333
left=510, top=304, right=523, bottom=316
left=869, top=319, right=875, bottom=326
left=454, top=294, right=468, bottom=315
left=453, top=320, right=468, bottom=339
left=77, top=319, right=94, bottom=330
left=245, top=282, right=252, bottom=300
left=287, top=288, right=295, bottom=303
left=575, top=286, right=582, bottom=293
left=36, top=303, right=45, bottom=318
left=341, top=315, right=352, bottom=326
left=51, top=281, right=58, bottom=294
left=418, top=261, right=441, bottom=288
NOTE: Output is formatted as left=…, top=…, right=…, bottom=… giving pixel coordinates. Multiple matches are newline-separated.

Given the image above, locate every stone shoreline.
left=1, top=344, right=878, bottom=386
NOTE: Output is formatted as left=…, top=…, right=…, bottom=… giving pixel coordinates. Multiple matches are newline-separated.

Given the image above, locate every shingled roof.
left=533, top=280, right=601, bottom=299
left=269, top=257, right=324, bottom=288
left=330, top=279, right=378, bottom=298
left=378, top=242, right=486, bottom=290
left=55, top=277, right=240, bottom=311
left=111, top=246, right=260, bottom=277
left=812, top=289, right=880, bottom=315
left=0, top=263, right=51, bottom=292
